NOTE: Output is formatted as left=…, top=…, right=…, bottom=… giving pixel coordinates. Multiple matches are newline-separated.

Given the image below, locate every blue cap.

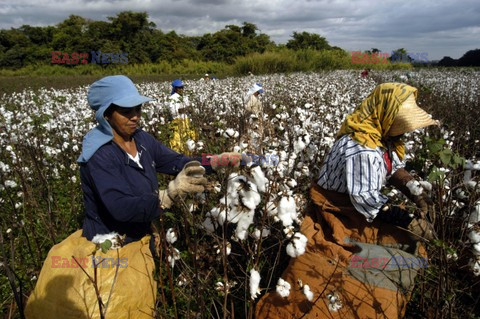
left=77, top=75, right=154, bottom=163
left=171, top=79, right=184, bottom=95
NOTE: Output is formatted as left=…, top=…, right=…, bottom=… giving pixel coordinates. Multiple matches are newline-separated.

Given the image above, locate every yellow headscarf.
left=337, top=83, right=417, bottom=160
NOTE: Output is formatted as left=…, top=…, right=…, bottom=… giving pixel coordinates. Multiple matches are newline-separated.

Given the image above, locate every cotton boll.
left=253, top=227, right=271, bottom=239
left=186, top=139, right=196, bottom=151
left=276, top=278, right=291, bottom=298
left=249, top=166, right=267, bottom=193
left=418, top=181, right=432, bottom=192
left=303, top=284, right=314, bottom=302
left=283, top=225, right=295, bottom=239
left=278, top=196, right=297, bottom=226
left=166, top=228, right=178, bottom=244
left=239, top=182, right=261, bottom=210
left=235, top=210, right=255, bottom=240
left=468, top=229, right=480, bottom=244
left=92, top=232, right=123, bottom=249
left=286, top=232, right=308, bottom=257
left=266, top=200, right=278, bottom=217
left=406, top=180, right=423, bottom=196
left=202, top=214, right=217, bottom=233
left=294, top=137, right=306, bottom=153
left=468, top=258, right=480, bottom=276
left=210, top=205, right=228, bottom=224
left=467, top=203, right=480, bottom=225
left=168, top=248, right=181, bottom=268
left=249, top=269, right=261, bottom=300
left=473, top=243, right=480, bottom=256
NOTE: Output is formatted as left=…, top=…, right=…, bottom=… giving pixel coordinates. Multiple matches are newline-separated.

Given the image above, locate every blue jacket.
left=80, top=129, right=213, bottom=243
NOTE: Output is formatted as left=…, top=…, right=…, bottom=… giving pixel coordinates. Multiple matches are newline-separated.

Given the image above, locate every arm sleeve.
left=390, top=151, right=405, bottom=175
left=346, top=152, right=388, bottom=222
left=87, top=158, right=161, bottom=223
left=141, top=131, right=215, bottom=175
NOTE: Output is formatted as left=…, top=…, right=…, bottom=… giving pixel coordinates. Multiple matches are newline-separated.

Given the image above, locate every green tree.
left=286, top=31, right=331, bottom=50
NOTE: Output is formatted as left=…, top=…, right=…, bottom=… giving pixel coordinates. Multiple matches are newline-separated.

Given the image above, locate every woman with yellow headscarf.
left=256, top=83, right=439, bottom=319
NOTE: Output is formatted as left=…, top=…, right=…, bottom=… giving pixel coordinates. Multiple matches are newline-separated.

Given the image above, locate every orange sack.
left=255, top=185, right=427, bottom=319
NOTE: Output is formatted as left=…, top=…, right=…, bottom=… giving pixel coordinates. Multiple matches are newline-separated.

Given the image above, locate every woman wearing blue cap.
left=25, top=75, right=240, bottom=318
left=168, top=79, right=198, bottom=153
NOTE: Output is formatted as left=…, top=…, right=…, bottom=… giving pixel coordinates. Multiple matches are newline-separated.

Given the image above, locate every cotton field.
left=1, top=69, right=480, bottom=317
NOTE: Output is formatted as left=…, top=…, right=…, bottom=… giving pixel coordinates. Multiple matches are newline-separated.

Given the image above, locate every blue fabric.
left=80, top=129, right=214, bottom=243
left=256, top=83, right=264, bottom=93
left=77, top=75, right=154, bottom=163
left=171, top=79, right=184, bottom=95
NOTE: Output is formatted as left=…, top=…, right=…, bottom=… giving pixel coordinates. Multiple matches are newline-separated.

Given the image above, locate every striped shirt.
left=317, top=135, right=403, bottom=222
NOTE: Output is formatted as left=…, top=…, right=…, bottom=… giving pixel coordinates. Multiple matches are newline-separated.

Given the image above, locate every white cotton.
left=235, top=210, right=255, bottom=240
left=224, top=128, right=239, bottom=138
left=303, top=284, right=314, bottom=301
left=249, top=269, right=261, bottom=300
left=469, top=258, right=480, bottom=276
left=186, top=139, right=196, bottom=151
left=286, top=178, right=297, bottom=189
left=468, top=230, right=480, bottom=244
left=250, top=166, right=267, bottom=193
left=166, top=228, right=178, bottom=244
left=283, top=225, right=295, bottom=239
left=406, top=180, right=423, bottom=196
left=202, top=214, right=217, bottom=233
left=226, top=206, right=242, bottom=224
left=92, top=232, right=122, bottom=249
left=286, top=232, right=308, bottom=257
left=4, top=180, right=17, bottom=188
left=278, top=196, right=298, bottom=226
left=327, top=292, right=343, bottom=312
left=239, top=182, right=261, bottom=210
left=210, top=205, right=228, bottom=224
left=168, top=248, right=181, bottom=268
left=266, top=200, right=278, bottom=217
left=473, top=243, right=480, bottom=256
left=418, top=181, right=432, bottom=192
left=468, top=203, right=480, bottom=225
left=276, top=278, right=291, bottom=298
left=465, top=160, right=480, bottom=170
left=253, top=227, right=271, bottom=239
left=215, top=242, right=231, bottom=255
left=294, top=137, right=306, bottom=153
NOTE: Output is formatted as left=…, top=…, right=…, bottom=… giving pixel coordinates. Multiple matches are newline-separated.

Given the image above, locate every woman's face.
left=107, top=105, right=142, bottom=139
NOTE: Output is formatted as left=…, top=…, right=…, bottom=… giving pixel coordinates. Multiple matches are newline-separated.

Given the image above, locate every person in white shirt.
left=243, top=83, right=265, bottom=153
left=167, top=80, right=197, bottom=154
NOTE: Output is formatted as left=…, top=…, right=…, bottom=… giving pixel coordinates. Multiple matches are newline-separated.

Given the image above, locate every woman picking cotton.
left=25, top=76, right=239, bottom=318
left=256, top=83, right=439, bottom=318
left=168, top=79, right=198, bottom=154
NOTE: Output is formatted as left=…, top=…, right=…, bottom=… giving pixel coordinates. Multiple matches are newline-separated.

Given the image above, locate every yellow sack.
left=25, top=230, right=156, bottom=319
left=169, top=117, right=198, bottom=154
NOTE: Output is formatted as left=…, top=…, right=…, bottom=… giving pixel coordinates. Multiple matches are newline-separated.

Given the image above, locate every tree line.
left=0, top=11, right=337, bottom=69
left=0, top=11, right=478, bottom=70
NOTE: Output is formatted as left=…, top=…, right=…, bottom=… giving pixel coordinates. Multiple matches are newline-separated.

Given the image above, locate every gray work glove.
left=159, top=161, right=208, bottom=209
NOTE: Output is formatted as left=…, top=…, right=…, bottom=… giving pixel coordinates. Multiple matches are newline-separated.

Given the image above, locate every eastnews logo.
left=51, top=51, right=128, bottom=64
left=51, top=256, right=128, bottom=268
left=351, top=51, right=429, bottom=64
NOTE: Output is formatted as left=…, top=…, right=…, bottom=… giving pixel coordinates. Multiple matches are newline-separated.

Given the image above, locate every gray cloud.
left=0, top=0, right=479, bottom=59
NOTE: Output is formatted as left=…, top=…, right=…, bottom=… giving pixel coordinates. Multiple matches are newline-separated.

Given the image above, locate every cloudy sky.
left=1, top=0, right=479, bottom=60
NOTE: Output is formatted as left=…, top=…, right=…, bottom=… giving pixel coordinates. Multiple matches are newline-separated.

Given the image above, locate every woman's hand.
left=159, top=161, right=208, bottom=208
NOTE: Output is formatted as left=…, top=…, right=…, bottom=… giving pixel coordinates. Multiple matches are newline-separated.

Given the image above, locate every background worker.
left=256, top=82, right=439, bottom=319
left=243, top=83, right=265, bottom=154
left=168, top=79, right=198, bottom=154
